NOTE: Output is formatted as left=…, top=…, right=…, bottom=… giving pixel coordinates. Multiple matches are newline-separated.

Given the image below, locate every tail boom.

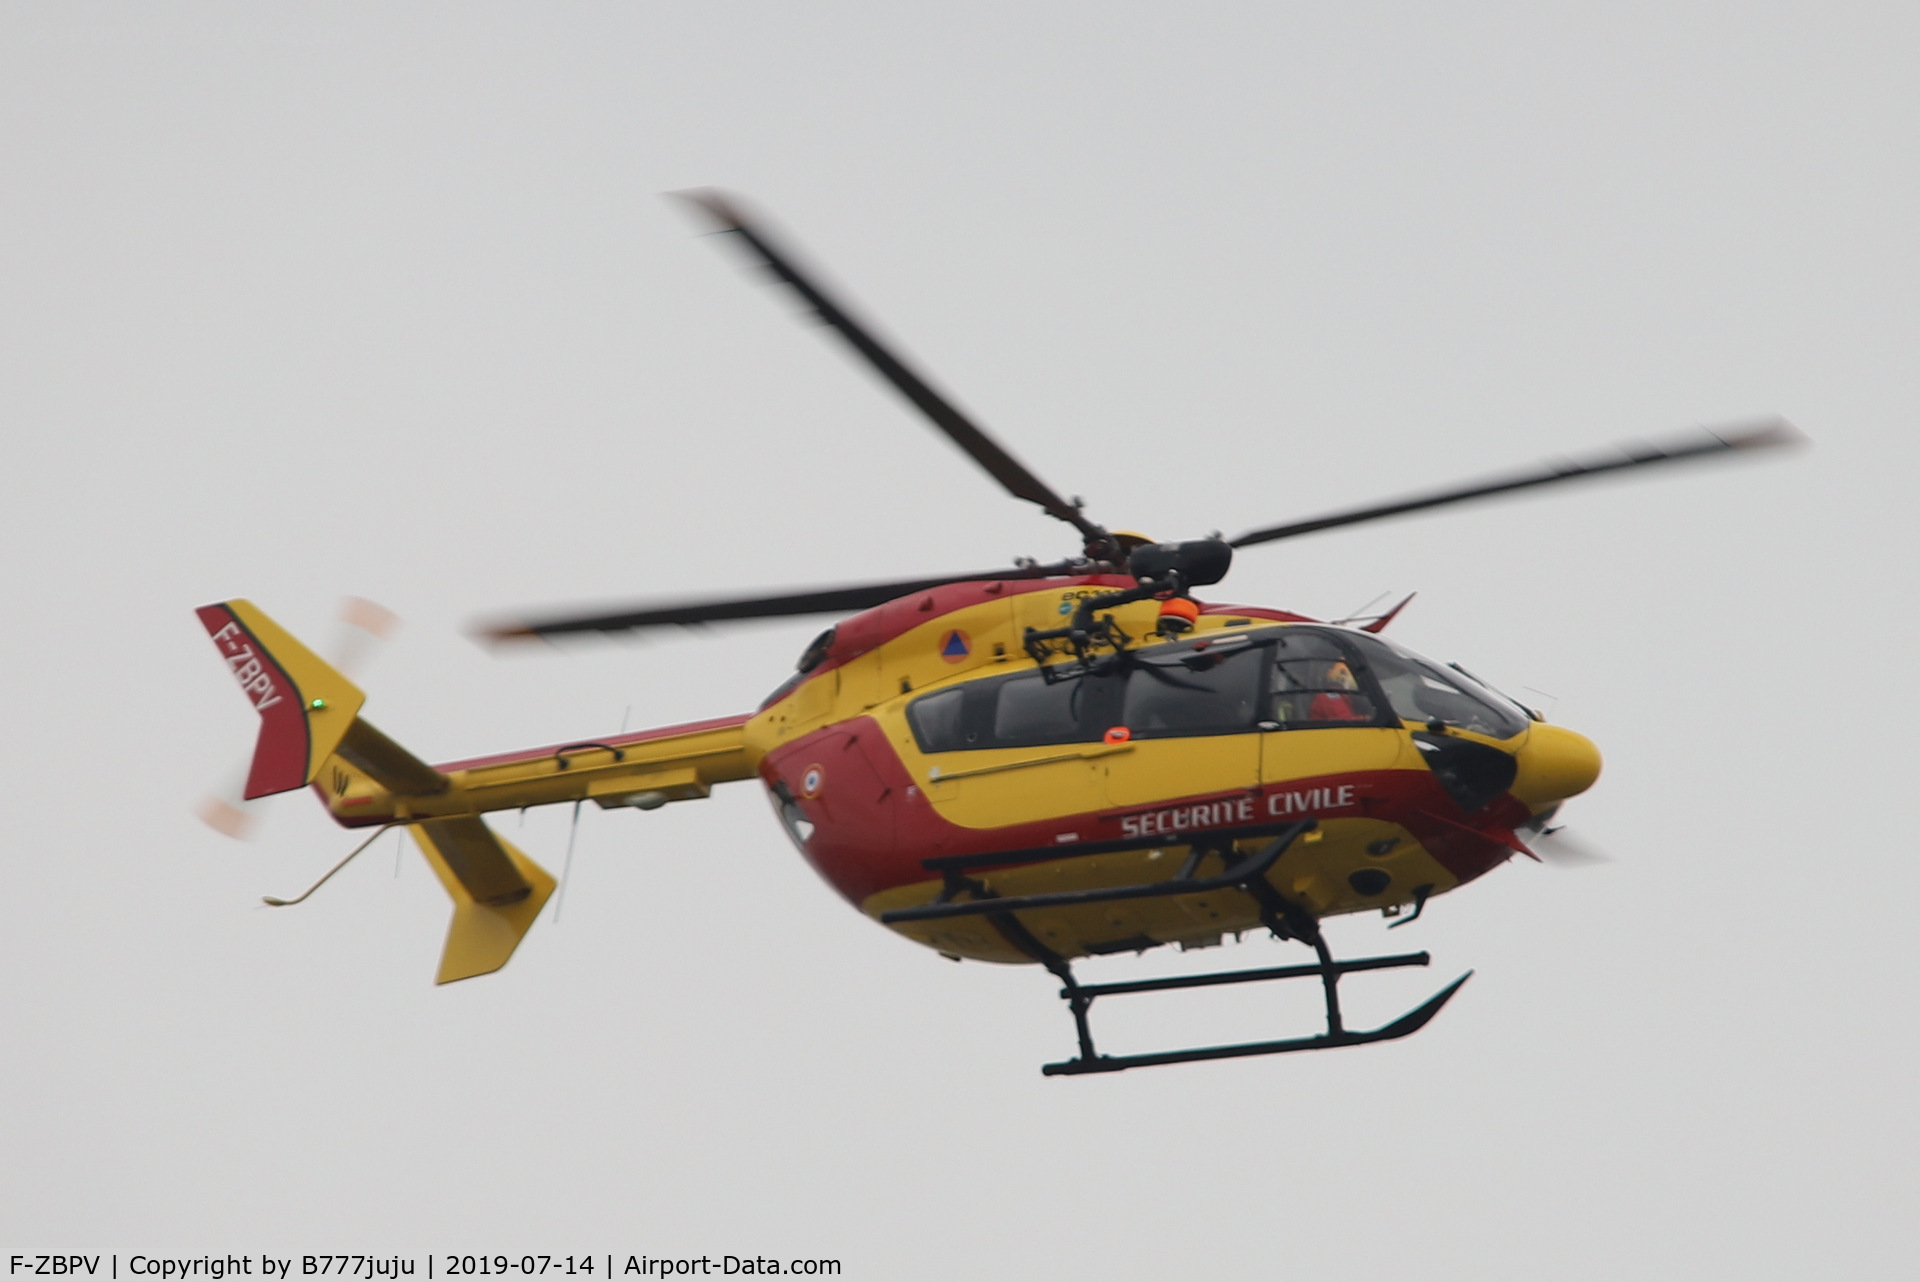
left=319, top=715, right=756, bottom=828
left=198, top=598, right=751, bottom=984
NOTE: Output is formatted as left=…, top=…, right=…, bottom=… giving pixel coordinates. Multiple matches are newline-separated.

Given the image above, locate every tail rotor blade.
left=195, top=784, right=261, bottom=841
left=331, top=596, right=400, bottom=677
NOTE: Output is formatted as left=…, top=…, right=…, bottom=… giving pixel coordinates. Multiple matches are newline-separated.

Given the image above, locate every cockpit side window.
left=1267, top=630, right=1386, bottom=728
left=1342, top=632, right=1529, bottom=739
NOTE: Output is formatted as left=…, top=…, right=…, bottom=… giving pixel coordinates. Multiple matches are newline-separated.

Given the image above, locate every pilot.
left=1308, top=661, right=1371, bottom=722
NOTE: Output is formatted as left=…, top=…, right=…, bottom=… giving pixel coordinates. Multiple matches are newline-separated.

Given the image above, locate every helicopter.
left=197, top=190, right=1798, bottom=1075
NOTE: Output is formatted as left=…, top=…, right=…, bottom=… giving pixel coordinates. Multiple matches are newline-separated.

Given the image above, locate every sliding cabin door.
left=1102, top=635, right=1264, bottom=811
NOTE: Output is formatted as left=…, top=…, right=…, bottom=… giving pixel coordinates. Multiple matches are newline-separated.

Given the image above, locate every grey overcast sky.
left=2, top=3, right=1916, bottom=1277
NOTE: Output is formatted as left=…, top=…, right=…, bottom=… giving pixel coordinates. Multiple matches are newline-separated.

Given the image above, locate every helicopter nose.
left=1509, top=723, right=1602, bottom=807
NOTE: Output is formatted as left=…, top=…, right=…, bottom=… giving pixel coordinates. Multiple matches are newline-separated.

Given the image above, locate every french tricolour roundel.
left=939, top=629, right=971, bottom=662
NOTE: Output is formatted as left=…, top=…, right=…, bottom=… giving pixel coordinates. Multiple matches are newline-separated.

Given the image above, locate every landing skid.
left=880, top=819, right=1472, bottom=1075
left=1041, top=952, right=1471, bottom=1076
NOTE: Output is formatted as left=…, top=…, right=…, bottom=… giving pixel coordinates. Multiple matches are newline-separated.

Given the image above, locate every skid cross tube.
left=1068, top=950, right=1434, bottom=999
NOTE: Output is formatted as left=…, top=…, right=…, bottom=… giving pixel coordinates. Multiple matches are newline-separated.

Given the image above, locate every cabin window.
left=796, top=627, right=837, bottom=674
left=758, top=671, right=804, bottom=711
left=1123, top=640, right=1264, bottom=737
left=994, top=672, right=1090, bottom=743
left=909, top=626, right=1535, bottom=752
left=1268, top=629, right=1384, bottom=728
left=909, top=686, right=970, bottom=750
left=992, top=668, right=1125, bottom=747
left=907, top=667, right=1124, bottom=753
left=1342, top=632, right=1528, bottom=739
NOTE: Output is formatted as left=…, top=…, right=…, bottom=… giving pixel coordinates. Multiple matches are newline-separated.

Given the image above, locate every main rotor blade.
left=1229, top=419, right=1802, bottom=549
left=674, top=189, right=1104, bottom=544
left=478, top=563, right=1076, bottom=642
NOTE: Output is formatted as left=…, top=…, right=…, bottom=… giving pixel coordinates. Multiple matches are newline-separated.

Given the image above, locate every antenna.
left=1333, top=591, right=1391, bottom=625
left=554, top=801, right=584, bottom=924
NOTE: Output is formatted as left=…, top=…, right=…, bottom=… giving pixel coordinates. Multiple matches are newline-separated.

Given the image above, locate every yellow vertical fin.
left=411, top=817, right=555, bottom=984
left=196, top=599, right=367, bottom=798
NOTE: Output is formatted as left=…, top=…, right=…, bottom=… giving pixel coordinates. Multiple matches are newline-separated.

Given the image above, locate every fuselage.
left=747, top=575, right=1600, bottom=963
left=320, top=575, right=1601, bottom=966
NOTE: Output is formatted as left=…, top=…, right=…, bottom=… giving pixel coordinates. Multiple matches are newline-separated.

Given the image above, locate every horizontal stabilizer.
left=338, top=719, right=448, bottom=797
left=411, top=817, right=555, bottom=983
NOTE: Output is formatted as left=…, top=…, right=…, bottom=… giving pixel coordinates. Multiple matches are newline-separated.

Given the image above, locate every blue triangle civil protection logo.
left=939, top=629, right=971, bottom=662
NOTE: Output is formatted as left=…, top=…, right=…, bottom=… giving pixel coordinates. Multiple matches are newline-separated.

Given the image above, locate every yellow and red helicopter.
left=198, top=191, right=1797, bottom=1075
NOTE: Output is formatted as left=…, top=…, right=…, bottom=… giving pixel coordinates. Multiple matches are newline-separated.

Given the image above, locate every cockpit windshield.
left=1341, top=631, right=1530, bottom=739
